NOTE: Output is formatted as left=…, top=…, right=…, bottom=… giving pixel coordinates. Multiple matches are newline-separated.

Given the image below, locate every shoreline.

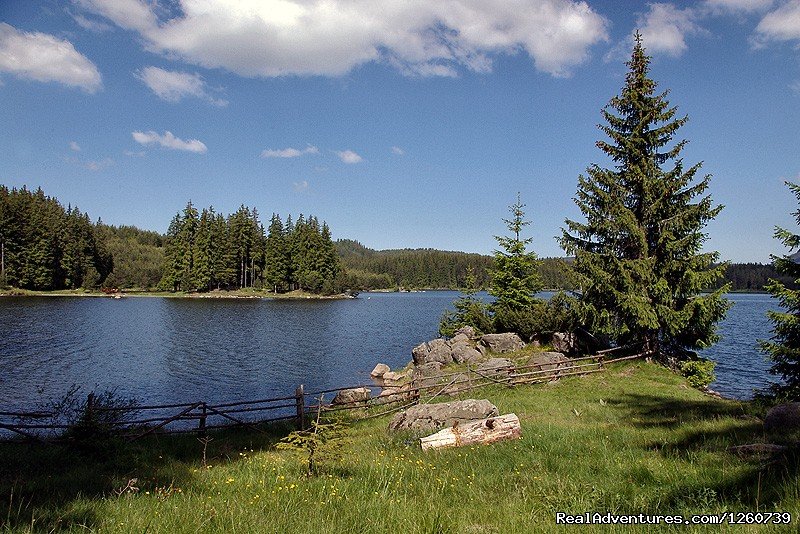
left=0, top=288, right=355, bottom=301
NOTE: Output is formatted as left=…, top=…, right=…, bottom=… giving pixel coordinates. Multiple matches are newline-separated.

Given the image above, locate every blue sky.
left=0, top=0, right=798, bottom=262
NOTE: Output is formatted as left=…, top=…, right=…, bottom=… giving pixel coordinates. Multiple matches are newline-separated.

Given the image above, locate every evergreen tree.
left=489, top=194, right=542, bottom=311
left=760, top=181, right=800, bottom=399
left=264, top=214, right=289, bottom=292
left=560, top=33, right=729, bottom=356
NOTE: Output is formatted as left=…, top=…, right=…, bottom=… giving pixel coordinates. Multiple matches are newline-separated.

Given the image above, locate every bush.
left=493, top=292, right=580, bottom=340
left=680, top=359, right=716, bottom=389
left=439, top=297, right=494, bottom=338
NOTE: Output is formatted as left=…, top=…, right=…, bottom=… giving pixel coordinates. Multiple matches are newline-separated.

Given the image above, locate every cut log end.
left=419, top=413, right=521, bottom=451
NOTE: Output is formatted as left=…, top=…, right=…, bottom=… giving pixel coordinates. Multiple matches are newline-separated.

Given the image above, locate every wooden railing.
left=0, top=350, right=652, bottom=443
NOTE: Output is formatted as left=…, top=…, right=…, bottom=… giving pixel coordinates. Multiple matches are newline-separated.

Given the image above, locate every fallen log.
left=419, top=413, right=521, bottom=451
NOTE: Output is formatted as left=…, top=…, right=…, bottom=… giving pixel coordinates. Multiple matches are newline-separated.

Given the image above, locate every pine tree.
left=760, top=181, right=800, bottom=399
left=264, top=214, right=289, bottom=292
left=489, top=194, right=542, bottom=311
left=560, top=33, right=729, bottom=356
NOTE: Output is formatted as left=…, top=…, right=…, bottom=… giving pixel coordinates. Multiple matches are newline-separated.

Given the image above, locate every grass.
left=2, top=360, right=799, bottom=533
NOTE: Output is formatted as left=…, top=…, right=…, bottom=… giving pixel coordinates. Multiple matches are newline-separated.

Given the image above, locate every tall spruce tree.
left=560, top=33, right=729, bottom=356
left=760, top=181, right=800, bottom=399
left=489, top=194, right=542, bottom=311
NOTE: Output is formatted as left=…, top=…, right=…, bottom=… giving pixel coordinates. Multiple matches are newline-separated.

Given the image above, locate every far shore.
left=0, top=288, right=356, bottom=300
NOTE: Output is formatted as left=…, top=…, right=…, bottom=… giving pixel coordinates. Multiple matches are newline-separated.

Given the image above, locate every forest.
left=0, top=184, right=791, bottom=294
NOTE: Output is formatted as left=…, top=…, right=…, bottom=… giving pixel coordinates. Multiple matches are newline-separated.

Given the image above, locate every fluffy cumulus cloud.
left=261, top=145, right=319, bottom=158
left=75, top=0, right=608, bottom=78
left=637, top=3, right=703, bottom=57
left=335, top=150, right=363, bottom=164
left=391, top=146, right=405, bottom=155
left=132, top=130, right=207, bottom=153
left=136, top=66, right=227, bottom=105
left=0, top=23, right=102, bottom=92
left=755, top=0, right=800, bottom=43
left=69, top=141, right=81, bottom=151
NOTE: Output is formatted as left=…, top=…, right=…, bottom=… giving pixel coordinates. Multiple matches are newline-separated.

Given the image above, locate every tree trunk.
left=419, top=413, right=521, bottom=451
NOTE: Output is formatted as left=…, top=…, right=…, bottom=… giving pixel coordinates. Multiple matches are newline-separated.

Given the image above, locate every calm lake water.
left=0, top=292, right=782, bottom=414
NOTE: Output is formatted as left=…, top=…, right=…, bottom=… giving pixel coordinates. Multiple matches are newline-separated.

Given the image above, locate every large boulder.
left=551, top=332, right=577, bottom=354
left=370, top=363, right=390, bottom=378
left=427, top=338, right=454, bottom=365
left=412, top=342, right=431, bottom=365
left=764, top=403, right=800, bottom=438
left=526, top=352, right=572, bottom=372
left=477, top=358, right=515, bottom=378
left=389, top=399, right=499, bottom=432
left=454, top=326, right=477, bottom=340
left=332, top=387, right=371, bottom=405
left=451, top=341, right=483, bottom=364
left=382, top=370, right=409, bottom=387
left=450, top=333, right=471, bottom=345
left=480, top=333, right=525, bottom=354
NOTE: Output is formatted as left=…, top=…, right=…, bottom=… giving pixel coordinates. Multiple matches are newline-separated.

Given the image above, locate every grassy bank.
left=2, top=360, right=798, bottom=533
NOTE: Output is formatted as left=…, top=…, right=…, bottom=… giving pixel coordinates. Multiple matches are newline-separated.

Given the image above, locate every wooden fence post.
left=295, top=385, right=306, bottom=430
left=198, top=403, right=207, bottom=434
left=86, top=393, right=95, bottom=424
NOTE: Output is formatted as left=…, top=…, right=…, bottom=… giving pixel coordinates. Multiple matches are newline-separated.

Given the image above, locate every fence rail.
left=0, top=349, right=652, bottom=443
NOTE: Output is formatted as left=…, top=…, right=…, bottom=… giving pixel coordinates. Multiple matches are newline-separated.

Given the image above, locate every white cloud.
left=124, top=149, right=146, bottom=157
left=132, top=130, right=208, bottom=153
left=293, top=180, right=309, bottom=192
left=637, top=3, right=704, bottom=57
left=136, top=66, right=227, bottom=106
left=703, top=0, right=774, bottom=13
left=261, top=145, right=319, bottom=158
left=755, top=0, right=800, bottom=43
left=391, top=146, right=405, bottom=155
left=335, top=150, right=364, bottom=164
left=69, top=141, right=81, bottom=152
left=72, top=13, right=114, bottom=32
left=791, top=79, right=800, bottom=93
left=0, top=23, right=102, bottom=92
left=76, top=0, right=608, bottom=78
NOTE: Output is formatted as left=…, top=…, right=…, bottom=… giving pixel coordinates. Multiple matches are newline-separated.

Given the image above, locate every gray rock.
left=382, top=370, right=409, bottom=387
left=451, top=341, right=481, bottom=364
left=370, top=363, right=390, bottom=378
left=526, top=352, right=572, bottom=372
left=454, top=326, right=477, bottom=340
left=378, top=383, right=414, bottom=404
left=552, top=332, right=576, bottom=354
left=477, top=358, right=515, bottom=378
left=476, top=344, right=487, bottom=358
left=412, top=342, right=431, bottom=365
left=480, top=333, right=525, bottom=353
left=764, top=403, right=800, bottom=437
left=450, top=333, right=470, bottom=345
left=388, top=399, right=499, bottom=432
left=413, top=361, right=444, bottom=378
left=332, top=387, right=371, bottom=405
left=427, top=338, right=454, bottom=365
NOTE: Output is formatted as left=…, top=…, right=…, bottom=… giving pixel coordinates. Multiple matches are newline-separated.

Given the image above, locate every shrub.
left=680, top=359, right=716, bottom=389
left=439, top=298, right=494, bottom=338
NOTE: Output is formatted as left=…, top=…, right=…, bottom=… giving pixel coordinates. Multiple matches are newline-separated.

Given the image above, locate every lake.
left=0, top=292, right=782, bottom=415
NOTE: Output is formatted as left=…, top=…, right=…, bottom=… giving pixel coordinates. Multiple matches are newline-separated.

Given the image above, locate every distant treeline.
left=160, top=202, right=340, bottom=293
left=0, top=185, right=112, bottom=290
left=1, top=184, right=795, bottom=293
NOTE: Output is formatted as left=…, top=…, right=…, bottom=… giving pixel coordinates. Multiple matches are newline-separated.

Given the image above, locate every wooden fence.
left=0, top=348, right=651, bottom=443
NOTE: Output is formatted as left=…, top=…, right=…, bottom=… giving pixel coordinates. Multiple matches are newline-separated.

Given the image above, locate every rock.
left=476, top=358, right=515, bottom=378
left=379, top=383, right=414, bottom=403
left=388, top=399, right=499, bottom=432
left=480, top=333, right=525, bottom=354
left=413, top=361, right=444, bottom=378
left=454, top=326, right=477, bottom=339
left=764, top=403, right=800, bottom=437
left=427, top=338, right=454, bottom=365
left=332, top=387, right=371, bottom=405
left=412, top=342, right=431, bottom=365
left=551, top=332, right=576, bottom=354
left=370, top=363, right=391, bottom=378
left=382, top=370, right=409, bottom=386
left=526, top=352, right=572, bottom=372
left=451, top=341, right=482, bottom=364
left=450, top=333, right=470, bottom=345
left=476, top=344, right=487, bottom=358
